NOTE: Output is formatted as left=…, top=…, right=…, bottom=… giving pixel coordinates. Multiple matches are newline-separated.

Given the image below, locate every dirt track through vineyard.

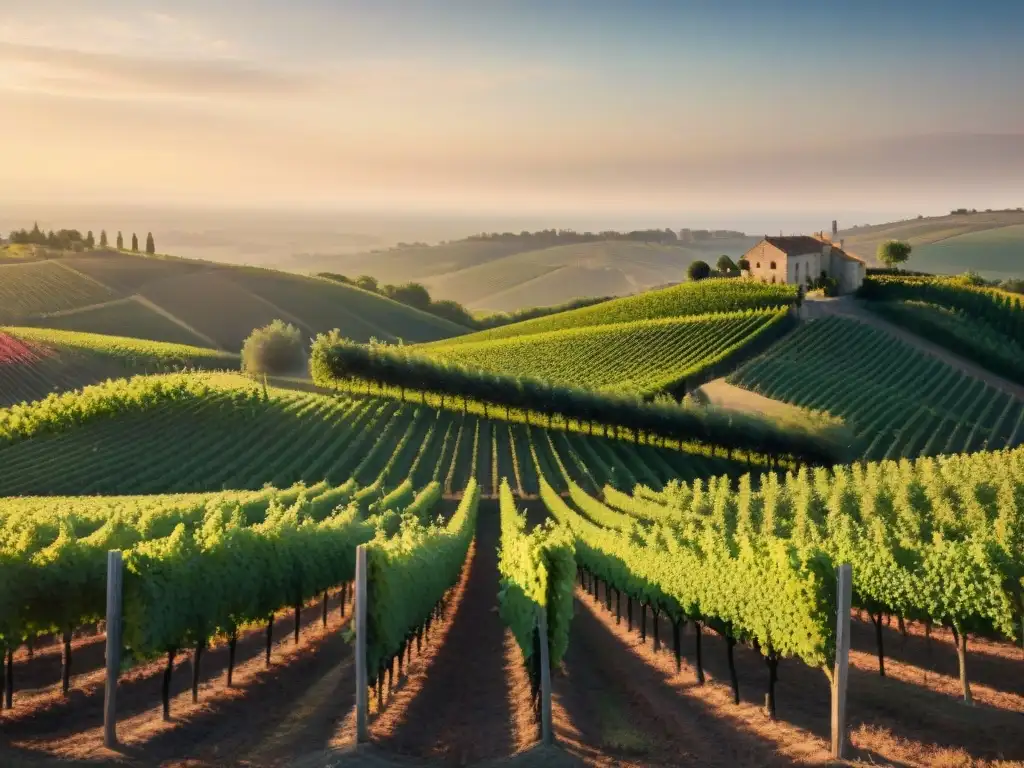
left=370, top=501, right=532, bottom=763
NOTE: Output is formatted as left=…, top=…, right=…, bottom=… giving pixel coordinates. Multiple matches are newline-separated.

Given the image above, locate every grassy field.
left=306, top=237, right=759, bottom=310
left=426, top=279, right=797, bottom=347
left=912, top=224, right=1024, bottom=279
left=728, top=315, right=1024, bottom=460
left=3, top=250, right=467, bottom=352
left=839, top=209, right=1024, bottom=271
left=0, top=261, right=115, bottom=321
left=423, top=309, right=787, bottom=394
left=27, top=297, right=210, bottom=346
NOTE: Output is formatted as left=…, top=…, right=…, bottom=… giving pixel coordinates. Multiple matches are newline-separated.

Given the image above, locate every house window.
left=755, top=262, right=760, bottom=269
left=770, top=261, right=777, bottom=270
left=795, top=263, right=800, bottom=280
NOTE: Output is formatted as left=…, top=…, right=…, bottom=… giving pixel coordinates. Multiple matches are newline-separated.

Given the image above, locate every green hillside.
left=424, top=309, right=789, bottom=395
left=305, top=237, right=759, bottom=310
left=729, top=315, right=1024, bottom=460
left=424, top=278, right=797, bottom=347
left=0, top=372, right=737, bottom=497
left=839, top=209, right=1024, bottom=274
left=0, top=327, right=235, bottom=407
left=2, top=250, right=468, bottom=352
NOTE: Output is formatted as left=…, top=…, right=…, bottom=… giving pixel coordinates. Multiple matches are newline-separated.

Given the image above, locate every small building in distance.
left=742, top=220, right=865, bottom=294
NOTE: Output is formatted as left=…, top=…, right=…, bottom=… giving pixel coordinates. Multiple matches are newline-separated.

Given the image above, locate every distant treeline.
left=317, top=272, right=610, bottom=331
left=459, top=227, right=747, bottom=247
left=7, top=222, right=155, bottom=254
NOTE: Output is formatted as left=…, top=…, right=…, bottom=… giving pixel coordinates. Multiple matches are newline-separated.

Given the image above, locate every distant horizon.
left=1, top=1, right=1022, bottom=217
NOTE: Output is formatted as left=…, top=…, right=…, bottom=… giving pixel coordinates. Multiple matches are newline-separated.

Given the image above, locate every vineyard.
left=0, top=373, right=740, bottom=498
left=0, top=329, right=236, bottom=407
left=863, top=299, right=1024, bottom=385
left=1, top=371, right=1022, bottom=764
left=728, top=316, right=1024, bottom=461
left=425, top=278, right=798, bottom=346
left=423, top=309, right=791, bottom=394
left=2, top=266, right=1024, bottom=765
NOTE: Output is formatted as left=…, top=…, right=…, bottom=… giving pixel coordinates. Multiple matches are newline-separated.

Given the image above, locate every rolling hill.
left=299, top=236, right=760, bottom=310
left=839, top=209, right=1024, bottom=277
left=0, top=327, right=236, bottom=407
left=1, top=249, right=469, bottom=352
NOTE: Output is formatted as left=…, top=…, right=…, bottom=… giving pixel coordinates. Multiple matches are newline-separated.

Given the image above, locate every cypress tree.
left=116, top=231, right=124, bottom=249
left=131, top=233, right=139, bottom=252
left=146, top=232, right=155, bottom=254
left=99, top=230, right=108, bottom=247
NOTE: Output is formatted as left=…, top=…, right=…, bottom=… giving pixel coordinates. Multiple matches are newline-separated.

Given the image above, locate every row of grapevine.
left=363, top=479, right=480, bottom=703
left=535, top=464, right=837, bottom=714
left=423, top=277, right=798, bottom=346
left=497, top=479, right=575, bottom=704
left=863, top=300, right=1024, bottom=385
left=311, top=333, right=849, bottom=466
left=0, top=372, right=749, bottom=498
left=423, top=309, right=787, bottom=394
left=637, top=448, right=1024, bottom=701
left=859, top=275, right=1024, bottom=344
left=729, top=316, right=1024, bottom=460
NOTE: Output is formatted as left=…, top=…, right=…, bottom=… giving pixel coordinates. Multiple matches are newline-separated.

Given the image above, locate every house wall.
left=830, top=255, right=865, bottom=293
left=786, top=252, right=821, bottom=286
left=743, top=242, right=787, bottom=284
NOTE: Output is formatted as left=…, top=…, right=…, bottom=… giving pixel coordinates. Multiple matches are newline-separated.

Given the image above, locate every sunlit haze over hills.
left=1, top=0, right=1023, bottom=235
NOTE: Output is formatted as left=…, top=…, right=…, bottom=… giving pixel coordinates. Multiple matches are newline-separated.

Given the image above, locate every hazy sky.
left=1, top=0, right=1022, bottom=221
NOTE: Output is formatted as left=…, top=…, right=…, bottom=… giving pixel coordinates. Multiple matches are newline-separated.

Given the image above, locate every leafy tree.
left=737, top=258, right=750, bottom=271
left=116, top=231, right=124, bottom=249
left=241, top=320, right=307, bottom=375
left=85, top=231, right=95, bottom=248
left=131, top=233, right=139, bottom=252
left=145, top=232, right=155, bottom=254
left=382, top=282, right=431, bottom=311
left=428, top=299, right=476, bottom=327
left=688, top=260, right=711, bottom=281
left=717, top=255, right=738, bottom=273
left=877, top=240, right=912, bottom=269
left=99, top=230, right=108, bottom=247
left=355, top=275, right=379, bottom=293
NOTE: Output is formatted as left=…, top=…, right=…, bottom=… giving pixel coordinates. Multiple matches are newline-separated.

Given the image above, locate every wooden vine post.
left=354, top=545, right=369, bottom=743
left=831, top=563, right=852, bottom=760
left=537, top=606, right=553, bottom=745
left=103, top=550, right=124, bottom=748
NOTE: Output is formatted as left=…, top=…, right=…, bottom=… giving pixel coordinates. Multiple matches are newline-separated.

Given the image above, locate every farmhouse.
left=742, top=221, right=865, bottom=294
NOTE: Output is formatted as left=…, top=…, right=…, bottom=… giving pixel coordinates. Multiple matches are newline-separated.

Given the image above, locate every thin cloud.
left=0, top=41, right=316, bottom=99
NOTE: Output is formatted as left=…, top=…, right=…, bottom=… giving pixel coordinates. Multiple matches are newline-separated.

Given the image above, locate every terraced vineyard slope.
left=728, top=315, right=1024, bottom=460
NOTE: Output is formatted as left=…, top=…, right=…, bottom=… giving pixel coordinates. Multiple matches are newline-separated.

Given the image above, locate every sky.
left=1, top=0, right=1023, bottom=225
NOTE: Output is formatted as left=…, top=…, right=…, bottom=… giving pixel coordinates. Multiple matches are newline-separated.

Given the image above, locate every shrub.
left=688, top=260, right=711, bottom=281
left=241, top=320, right=306, bottom=375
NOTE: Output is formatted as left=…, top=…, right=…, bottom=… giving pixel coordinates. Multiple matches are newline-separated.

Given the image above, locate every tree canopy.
left=716, top=255, right=739, bottom=273
left=241, top=320, right=307, bottom=375
left=688, top=260, right=712, bottom=281
left=145, top=232, right=156, bottom=255
left=877, top=240, right=912, bottom=269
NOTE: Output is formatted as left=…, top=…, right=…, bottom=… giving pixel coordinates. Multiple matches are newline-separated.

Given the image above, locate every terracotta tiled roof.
left=763, top=236, right=826, bottom=255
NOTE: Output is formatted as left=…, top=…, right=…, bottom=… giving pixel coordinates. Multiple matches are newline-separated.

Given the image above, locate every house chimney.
left=831, top=220, right=838, bottom=239
left=840, top=238, right=844, bottom=249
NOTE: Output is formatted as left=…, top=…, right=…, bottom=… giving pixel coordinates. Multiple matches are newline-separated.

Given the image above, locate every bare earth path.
left=369, top=501, right=532, bottom=764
